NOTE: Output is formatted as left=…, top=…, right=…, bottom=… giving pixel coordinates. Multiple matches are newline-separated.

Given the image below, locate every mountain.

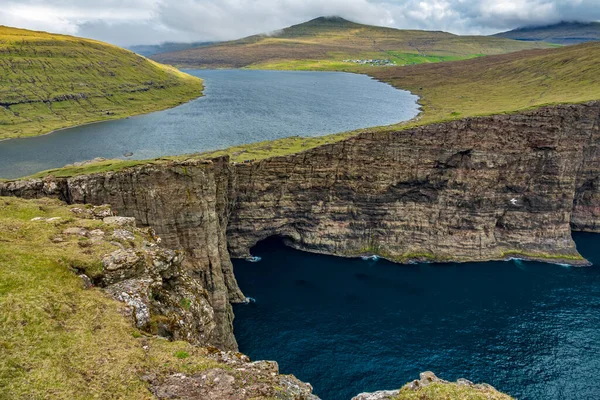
left=494, top=21, right=600, bottom=45
left=151, top=16, right=556, bottom=69
left=128, top=41, right=216, bottom=57
left=0, top=26, right=203, bottom=140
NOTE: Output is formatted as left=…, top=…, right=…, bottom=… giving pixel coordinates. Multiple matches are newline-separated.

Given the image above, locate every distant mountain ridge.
left=494, top=21, right=600, bottom=45
left=152, top=16, right=554, bottom=69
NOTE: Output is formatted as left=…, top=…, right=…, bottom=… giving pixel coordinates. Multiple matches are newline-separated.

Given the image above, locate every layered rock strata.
left=3, top=102, right=600, bottom=349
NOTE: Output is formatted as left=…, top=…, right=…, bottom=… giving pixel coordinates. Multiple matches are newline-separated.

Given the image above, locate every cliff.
left=0, top=196, right=319, bottom=399
left=2, top=197, right=512, bottom=398
left=3, top=102, right=600, bottom=350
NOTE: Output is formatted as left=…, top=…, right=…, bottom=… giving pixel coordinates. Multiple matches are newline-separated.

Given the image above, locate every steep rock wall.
left=1, top=158, right=244, bottom=350
left=228, top=102, right=600, bottom=265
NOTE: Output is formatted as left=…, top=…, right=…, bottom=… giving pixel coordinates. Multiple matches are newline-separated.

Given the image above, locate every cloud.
left=3, top=0, right=600, bottom=46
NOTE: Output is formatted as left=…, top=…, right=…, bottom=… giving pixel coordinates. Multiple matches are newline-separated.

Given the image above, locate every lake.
left=233, top=233, right=600, bottom=400
left=0, top=70, right=419, bottom=179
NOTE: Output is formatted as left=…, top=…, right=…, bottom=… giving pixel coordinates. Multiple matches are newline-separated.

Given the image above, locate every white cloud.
left=2, top=0, right=600, bottom=46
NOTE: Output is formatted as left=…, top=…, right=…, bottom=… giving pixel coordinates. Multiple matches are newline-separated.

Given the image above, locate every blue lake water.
left=0, top=70, right=419, bottom=179
left=233, top=233, right=600, bottom=400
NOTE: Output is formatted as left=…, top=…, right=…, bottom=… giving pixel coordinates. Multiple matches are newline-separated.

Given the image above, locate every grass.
left=0, top=196, right=225, bottom=399
left=246, top=52, right=484, bottom=71
left=0, top=26, right=204, bottom=140
left=393, top=382, right=512, bottom=400
left=153, top=16, right=554, bottom=69
left=367, top=41, right=600, bottom=126
left=26, top=159, right=158, bottom=179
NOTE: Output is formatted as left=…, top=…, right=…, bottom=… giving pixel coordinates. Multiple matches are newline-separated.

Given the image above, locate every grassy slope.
left=152, top=16, right=554, bottom=70
left=368, top=41, right=600, bottom=125
left=0, top=197, right=223, bottom=399
left=26, top=41, right=600, bottom=181
left=494, top=21, right=600, bottom=45
left=394, top=382, right=512, bottom=400
left=0, top=26, right=204, bottom=140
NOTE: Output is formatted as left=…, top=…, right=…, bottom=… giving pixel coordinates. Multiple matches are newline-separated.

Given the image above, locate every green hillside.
left=152, top=16, right=556, bottom=70
left=368, top=41, right=600, bottom=125
left=494, top=21, right=600, bottom=45
left=0, top=26, right=203, bottom=140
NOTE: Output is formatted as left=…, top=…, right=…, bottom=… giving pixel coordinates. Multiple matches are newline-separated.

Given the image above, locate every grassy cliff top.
left=0, top=26, right=204, bottom=140
left=0, top=196, right=219, bottom=398
left=152, top=16, right=555, bottom=69
left=0, top=196, right=322, bottom=399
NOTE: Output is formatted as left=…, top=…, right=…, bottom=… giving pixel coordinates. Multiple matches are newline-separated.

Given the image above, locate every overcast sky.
left=2, top=0, right=599, bottom=47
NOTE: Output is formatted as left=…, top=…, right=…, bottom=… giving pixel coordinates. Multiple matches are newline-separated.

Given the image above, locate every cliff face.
left=1, top=158, right=244, bottom=350
left=229, top=102, right=600, bottom=264
left=3, top=102, right=600, bottom=349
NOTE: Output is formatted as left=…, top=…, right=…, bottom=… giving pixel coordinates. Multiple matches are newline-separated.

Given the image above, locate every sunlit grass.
left=0, top=26, right=203, bottom=140
left=0, top=196, right=224, bottom=399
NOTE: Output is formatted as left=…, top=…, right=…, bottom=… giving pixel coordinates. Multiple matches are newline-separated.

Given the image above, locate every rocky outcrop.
left=7, top=158, right=246, bottom=350
left=352, top=371, right=512, bottom=400
left=3, top=102, right=600, bottom=349
left=149, top=350, right=319, bottom=400
left=66, top=204, right=218, bottom=345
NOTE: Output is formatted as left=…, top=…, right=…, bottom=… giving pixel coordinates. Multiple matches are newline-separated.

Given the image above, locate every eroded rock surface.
left=149, top=350, right=319, bottom=400
left=70, top=204, right=218, bottom=346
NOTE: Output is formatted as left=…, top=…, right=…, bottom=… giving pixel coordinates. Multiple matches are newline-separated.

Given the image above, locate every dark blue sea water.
left=233, top=233, right=600, bottom=400
left=0, top=70, right=419, bottom=179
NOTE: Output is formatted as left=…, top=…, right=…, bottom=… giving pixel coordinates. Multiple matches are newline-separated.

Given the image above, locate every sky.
left=1, top=0, right=599, bottom=47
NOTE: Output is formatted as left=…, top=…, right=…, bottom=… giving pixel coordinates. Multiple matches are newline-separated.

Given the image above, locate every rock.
left=102, top=249, right=140, bottom=270
left=45, top=217, right=61, bottom=222
left=151, top=356, right=319, bottom=400
left=352, top=390, right=400, bottom=400
left=99, top=243, right=217, bottom=345
left=5, top=102, right=600, bottom=350
left=50, top=236, right=64, bottom=243
left=103, top=216, right=136, bottom=227
left=105, top=278, right=152, bottom=328
left=30, top=217, right=45, bottom=222
left=419, top=371, right=444, bottom=386
left=89, top=229, right=105, bottom=237
left=91, top=205, right=113, bottom=218
left=112, top=229, right=135, bottom=241
left=63, top=227, right=88, bottom=236
left=79, top=274, right=93, bottom=289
